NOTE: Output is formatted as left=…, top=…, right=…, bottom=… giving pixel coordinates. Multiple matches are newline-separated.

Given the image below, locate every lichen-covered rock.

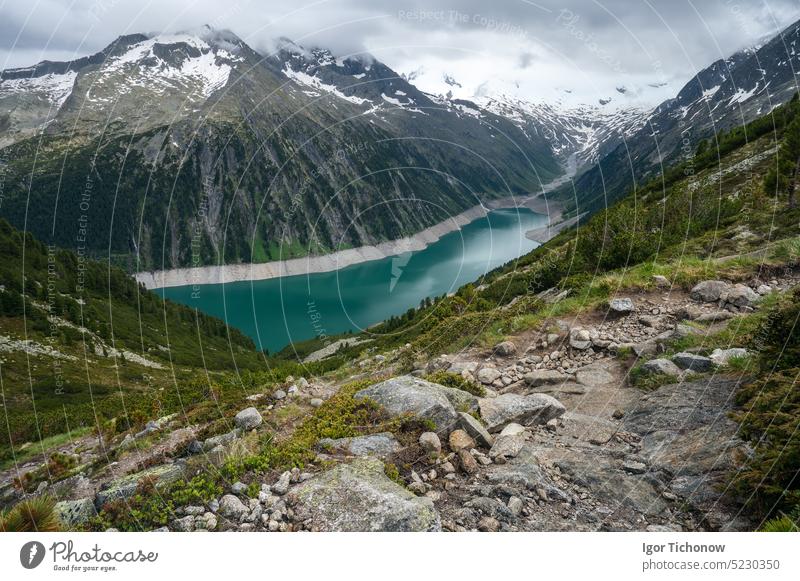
left=355, top=376, right=476, bottom=431
left=217, top=494, right=249, bottom=521
left=292, top=458, right=441, bottom=531
left=478, top=393, right=566, bottom=433
left=56, top=498, right=96, bottom=528
left=609, top=297, right=635, bottom=313
left=318, top=432, right=401, bottom=458
left=95, top=464, right=184, bottom=508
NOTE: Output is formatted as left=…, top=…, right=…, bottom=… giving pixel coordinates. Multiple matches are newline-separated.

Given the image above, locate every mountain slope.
left=560, top=16, right=800, bottom=214
left=0, top=28, right=562, bottom=272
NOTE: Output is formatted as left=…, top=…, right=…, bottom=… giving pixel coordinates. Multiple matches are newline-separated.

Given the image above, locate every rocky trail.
left=2, top=269, right=797, bottom=531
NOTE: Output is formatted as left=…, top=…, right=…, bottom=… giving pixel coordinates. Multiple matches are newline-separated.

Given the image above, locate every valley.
left=1, top=15, right=800, bottom=538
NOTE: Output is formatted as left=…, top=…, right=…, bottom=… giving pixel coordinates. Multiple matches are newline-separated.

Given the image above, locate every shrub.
left=425, top=370, right=486, bottom=397
left=0, top=496, right=62, bottom=532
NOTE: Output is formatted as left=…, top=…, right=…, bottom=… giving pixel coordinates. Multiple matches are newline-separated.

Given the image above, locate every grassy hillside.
left=0, top=220, right=342, bottom=463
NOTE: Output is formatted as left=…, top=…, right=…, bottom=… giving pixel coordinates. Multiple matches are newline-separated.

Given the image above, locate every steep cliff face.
left=0, top=28, right=562, bottom=270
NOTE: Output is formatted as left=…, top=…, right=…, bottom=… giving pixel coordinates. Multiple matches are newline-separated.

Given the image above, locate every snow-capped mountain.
left=0, top=28, right=562, bottom=271
left=468, top=94, right=650, bottom=170
left=563, top=16, right=800, bottom=213
left=0, top=27, right=250, bottom=145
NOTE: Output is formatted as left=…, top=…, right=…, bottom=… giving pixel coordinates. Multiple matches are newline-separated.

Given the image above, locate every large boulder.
left=318, top=432, right=401, bottom=459
left=478, top=393, right=566, bottom=433
left=355, top=376, right=476, bottom=431
left=292, top=458, right=441, bottom=531
left=234, top=407, right=263, bottom=430
left=95, top=464, right=184, bottom=508
left=690, top=280, right=731, bottom=303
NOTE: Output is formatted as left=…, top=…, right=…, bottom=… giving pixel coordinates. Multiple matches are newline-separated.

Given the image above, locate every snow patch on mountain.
left=0, top=70, right=77, bottom=110
left=282, top=66, right=370, bottom=106
left=90, top=33, right=241, bottom=101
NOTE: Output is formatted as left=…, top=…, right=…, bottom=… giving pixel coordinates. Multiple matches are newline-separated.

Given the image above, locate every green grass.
left=0, top=427, right=93, bottom=471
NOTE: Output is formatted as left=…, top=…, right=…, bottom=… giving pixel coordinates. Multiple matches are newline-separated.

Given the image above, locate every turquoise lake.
left=158, top=207, right=547, bottom=353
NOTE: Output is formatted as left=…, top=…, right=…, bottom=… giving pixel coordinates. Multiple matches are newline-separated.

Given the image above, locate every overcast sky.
left=2, top=0, right=799, bottom=107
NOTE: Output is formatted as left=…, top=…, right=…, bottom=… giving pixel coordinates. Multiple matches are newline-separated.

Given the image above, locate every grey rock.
left=569, top=328, right=593, bottom=350
left=493, top=341, right=517, bottom=356
left=203, top=429, right=240, bottom=451
left=640, top=359, right=682, bottom=377
left=709, top=348, right=749, bottom=366
left=310, top=398, right=324, bottom=408
left=231, top=482, right=248, bottom=495
left=56, top=499, right=96, bottom=528
left=477, top=367, right=502, bottom=385
left=234, top=407, right=263, bottom=430
left=672, top=352, right=714, bottom=372
left=187, top=440, right=203, bottom=455
left=622, top=460, right=648, bottom=474
left=726, top=284, right=760, bottom=308
left=523, top=369, right=566, bottom=387
left=418, top=432, right=442, bottom=455
left=575, top=367, right=615, bottom=387
left=218, top=494, right=249, bottom=521
left=489, top=423, right=527, bottom=461
left=355, top=376, right=477, bottom=431
left=652, top=275, right=670, bottom=287
left=272, top=471, right=292, bottom=495
left=632, top=341, right=658, bottom=357
left=478, top=393, right=566, bottom=433
left=172, top=515, right=195, bottom=532
left=609, top=297, right=635, bottom=314
left=293, top=457, right=441, bottom=531
left=695, top=311, right=735, bottom=323
left=690, top=280, right=731, bottom=303
left=507, top=496, right=524, bottom=516
left=273, top=389, right=287, bottom=400
left=318, top=432, right=401, bottom=459
left=458, top=412, right=494, bottom=448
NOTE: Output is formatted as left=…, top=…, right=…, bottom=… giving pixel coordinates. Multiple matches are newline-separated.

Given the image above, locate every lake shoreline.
left=137, top=193, right=565, bottom=290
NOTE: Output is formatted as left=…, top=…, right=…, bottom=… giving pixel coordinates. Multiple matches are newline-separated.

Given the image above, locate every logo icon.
left=20, top=541, right=46, bottom=569
left=390, top=252, right=413, bottom=293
